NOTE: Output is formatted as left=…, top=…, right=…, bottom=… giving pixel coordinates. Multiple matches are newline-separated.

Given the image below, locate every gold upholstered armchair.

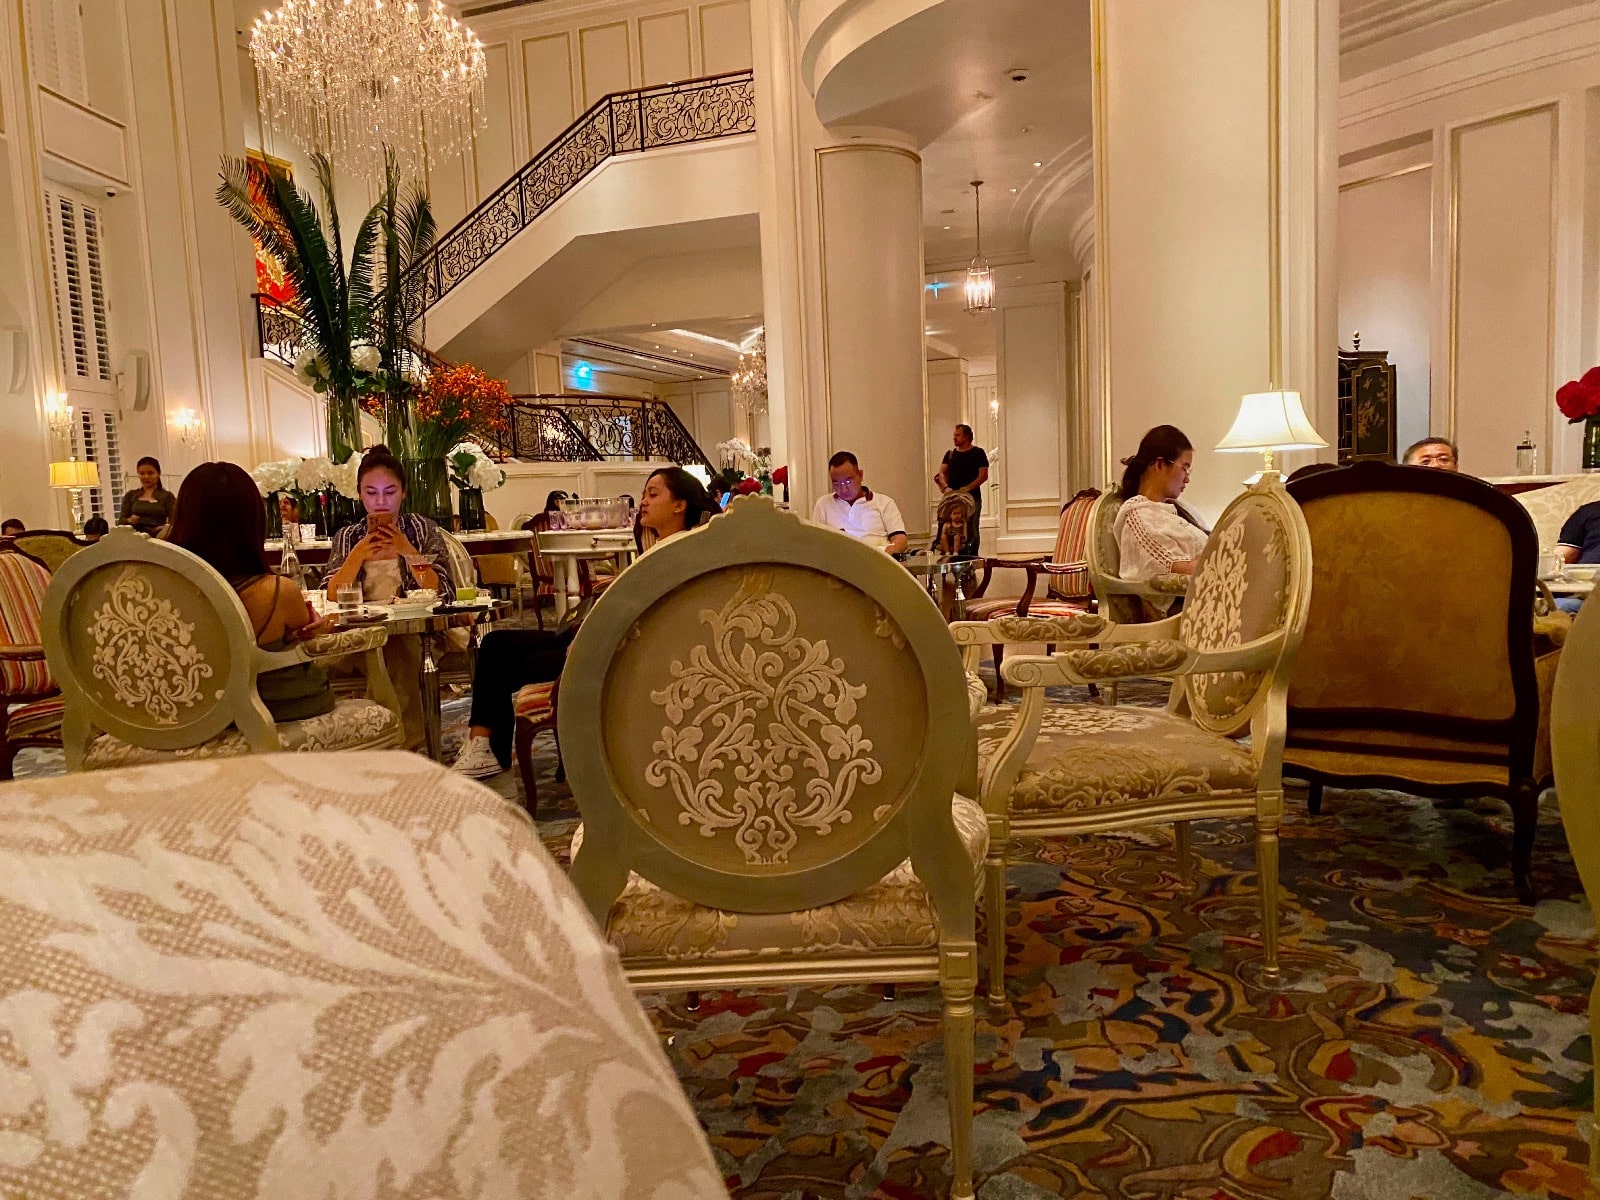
left=1552, top=595, right=1600, bottom=1183
left=954, top=478, right=1312, bottom=1006
left=1283, top=462, right=1557, bottom=905
left=1084, top=486, right=1193, bottom=624
left=43, top=528, right=403, bottom=770
left=559, top=497, right=984, bottom=1200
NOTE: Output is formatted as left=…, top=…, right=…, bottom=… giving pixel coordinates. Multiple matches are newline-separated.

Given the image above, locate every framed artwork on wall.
left=245, top=149, right=297, bottom=306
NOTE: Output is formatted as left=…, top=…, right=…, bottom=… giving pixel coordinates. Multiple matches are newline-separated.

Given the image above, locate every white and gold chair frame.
left=44, top=528, right=401, bottom=770
left=1084, top=486, right=1193, bottom=626
left=559, top=497, right=982, bottom=1200
left=1552, top=590, right=1600, bottom=1182
left=953, top=478, right=1313, bottom=1007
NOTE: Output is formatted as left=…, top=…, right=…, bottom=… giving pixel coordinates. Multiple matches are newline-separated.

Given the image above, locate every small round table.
left=265, top=529, right=535, bottom=570
left=536, top=528, right=637, bottom=620
left=900, top=554, right=981, bottom=620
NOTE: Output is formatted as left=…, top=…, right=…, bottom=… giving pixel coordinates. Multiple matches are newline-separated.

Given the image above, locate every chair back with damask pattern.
left=560, top=496, right=976, bottom=927
left=42, top=528, right=279, bottom=767
left=1176, top=478, right=1312, bottom=736
left=1085, top=488, right=1143, bottom=623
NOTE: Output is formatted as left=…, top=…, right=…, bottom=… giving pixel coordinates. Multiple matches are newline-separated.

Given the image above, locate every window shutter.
left=74, top=407, right=123, bottom=521
left=42, top=186, right=113, bottom=387
left=25, top=0, right=87, bottom=102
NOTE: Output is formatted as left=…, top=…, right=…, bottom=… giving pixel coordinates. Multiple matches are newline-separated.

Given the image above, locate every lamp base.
left=68, top=488, right=86, bottom=534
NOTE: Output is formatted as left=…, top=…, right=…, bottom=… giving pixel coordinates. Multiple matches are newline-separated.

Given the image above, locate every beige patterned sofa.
left=1514, top=474, right=1600, bottom=548
left=0, top=751, right=724, bottom=1199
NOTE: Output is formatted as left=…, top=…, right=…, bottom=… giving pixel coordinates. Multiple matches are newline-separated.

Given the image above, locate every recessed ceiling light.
left=1022, top=125, right=1033, bottom=134
left=1032, top=161, right=1042, bottom=168
left=943, top=225, right=951, bottom=230
left=1010, top=187, right=1018, bottom=193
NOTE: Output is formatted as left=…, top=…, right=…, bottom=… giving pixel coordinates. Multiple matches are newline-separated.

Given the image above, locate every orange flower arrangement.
left=415, top=364, right=511, bottom=458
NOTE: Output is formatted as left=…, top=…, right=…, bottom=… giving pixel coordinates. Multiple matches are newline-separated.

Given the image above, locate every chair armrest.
left=971, top=554, right=1046, bottom=599
left=1002, top=630, right=1286, bottom=688
left=0, top=644, right=46, bottom=661
left=1147, top=572, right=1191, bottom=595
left=301, top=625, right=390, bottom=659
left=950, top=611, right=1111, bottom=648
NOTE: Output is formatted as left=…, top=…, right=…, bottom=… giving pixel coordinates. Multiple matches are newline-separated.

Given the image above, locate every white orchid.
left=468, top=457, right=505, bottom=492
left=250, top=459, right=297, bottom=497
left=295, top=454, right=334, bottom=493
left=716, top=437, right=755, bottom=471
left=328, top=454, right=361, bottom=499
left=351, top=343, right=381, bottom=373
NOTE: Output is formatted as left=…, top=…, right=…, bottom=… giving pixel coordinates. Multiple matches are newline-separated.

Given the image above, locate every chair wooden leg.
left=1305, top=779, right=1323, bottom=816
left=991, top=644, right=1004, bottom=702
left=939, top=947, right=978, bottom=1200
left=1174, top=821, right=1192, bottom=885
left=514, top=719, right=538, bottom=818
left=880, top=983, right=897, bottom=1001
left=554, top=732, right=566, bottom=783
left=685, top=991, right=701, bottom=1012
left=1511, top=780, right=1539, bottom=906
left=1255, top=810, right=1281, bottom=983
left=984, top=840, right=1009, bottom=1010
left=1107, top=681, right=1119, bottom=706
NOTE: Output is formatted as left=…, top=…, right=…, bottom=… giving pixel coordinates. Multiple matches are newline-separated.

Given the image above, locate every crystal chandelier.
left=250, top=0, right=488, bottom=180
left=732, top=329, right=768, bottom=415
left=963, top=180, right=995, bottom=314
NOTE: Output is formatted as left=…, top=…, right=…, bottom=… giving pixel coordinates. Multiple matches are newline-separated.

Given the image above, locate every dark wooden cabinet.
left=1337, top=342, right=1397, bottom=463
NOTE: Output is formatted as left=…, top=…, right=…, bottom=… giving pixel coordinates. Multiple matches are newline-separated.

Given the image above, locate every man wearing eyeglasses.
left=810, top=451, right=908, bottom=555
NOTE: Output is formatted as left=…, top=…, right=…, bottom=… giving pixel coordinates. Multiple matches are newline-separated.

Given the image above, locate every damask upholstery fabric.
left=975, top=704, right=1257, bottom=814
left=0, top=752, right=725, bottom=1199
left=0, top=552, right=53, bottom=697
left=990, top=612, right=1109, bottom=643
left=81, top=696, right=401, bottom=768
left=514, top=680, right=555, bottom=723
left=1058, top=639, right=1190, bottom=681
left=4, top=694, right=64, bottom=741
left=300, top=623, right=389, bottom=658
left=1516, top=475, right=1600, bottom=548
left=9, top=532, right=81, bottom=576
left=571, top=795, right=988, bottom=962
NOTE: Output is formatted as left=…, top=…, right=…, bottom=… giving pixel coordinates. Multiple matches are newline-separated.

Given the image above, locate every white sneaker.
left=452, top=737, right=503, bottom=779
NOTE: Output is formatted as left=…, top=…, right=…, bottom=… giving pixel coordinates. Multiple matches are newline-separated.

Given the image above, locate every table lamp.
left=1216, top=390, right=1327, bottom=481
left=49, top=459, right=101, bottom=533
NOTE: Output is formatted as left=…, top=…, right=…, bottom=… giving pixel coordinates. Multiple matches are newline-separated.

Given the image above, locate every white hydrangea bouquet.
left=251, top=453, right=363, bottom=500
left=447, top=440, right=506, bottom=492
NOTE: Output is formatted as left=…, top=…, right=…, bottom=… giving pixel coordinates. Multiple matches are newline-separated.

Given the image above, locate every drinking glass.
left=337, top=586, right=362, bottom=614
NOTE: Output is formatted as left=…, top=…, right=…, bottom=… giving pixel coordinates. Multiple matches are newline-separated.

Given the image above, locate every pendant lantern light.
left=963, top=180, right=995, bottom=314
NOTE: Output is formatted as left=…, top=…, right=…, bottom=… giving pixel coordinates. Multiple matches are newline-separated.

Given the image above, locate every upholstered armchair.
left=958, top=479, right=1312, bottom=1006
left=0, top=751, right=724, bottom=1198
left=962, top=487, right=1100, bottom=699
left=43, top=528, right=404, bottom=770
left=10, top=528, right=89, bottom=575
left=560, top=498, right=984, bottom=1200
left=1084, top=487, right=1193, bottom=624
left=1514, top=474, right=1600, bottom=549
left=0, top=545, right=62, bottom=778
left=1552, top=596, right=1600, bottom=1184
left=1284, top=462, right=1556, bottom=904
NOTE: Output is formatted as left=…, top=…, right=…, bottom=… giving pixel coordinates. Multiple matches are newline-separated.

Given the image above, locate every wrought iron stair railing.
left=408, top=69, right=755, bottom=313
left=501, top=395, right=712, bottom=469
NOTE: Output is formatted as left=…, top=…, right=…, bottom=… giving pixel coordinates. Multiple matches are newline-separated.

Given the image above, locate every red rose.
left=1582, top=365, right=1600, bottom=391
left=735, top=476, right=762, bottom=495
left=772, top=465, right=788, bottom=486
left=1557, top=378, right=1600, bottom=422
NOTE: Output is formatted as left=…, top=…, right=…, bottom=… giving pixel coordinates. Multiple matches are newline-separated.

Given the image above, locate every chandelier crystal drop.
left=250, top=0, right=488, bottom=180
left=963, top=180, right=995, bottom=314
left=732, top=330, right=768, bottom=416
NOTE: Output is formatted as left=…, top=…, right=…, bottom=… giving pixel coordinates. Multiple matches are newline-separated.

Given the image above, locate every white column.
left=1092, top=0, right=1335, bottom=521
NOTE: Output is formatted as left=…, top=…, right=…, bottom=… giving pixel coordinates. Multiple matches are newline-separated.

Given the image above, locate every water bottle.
left=1516, top=431, right=1537, bottom=476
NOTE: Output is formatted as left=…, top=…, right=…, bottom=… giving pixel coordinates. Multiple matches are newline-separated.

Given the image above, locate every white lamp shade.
left=1216, top=390, right=1328, bottom=453
left=49, top=460, right=101, bottom=488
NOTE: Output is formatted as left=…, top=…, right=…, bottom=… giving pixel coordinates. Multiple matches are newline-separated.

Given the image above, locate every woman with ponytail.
left=1113, top=425, right=1209, bottom=611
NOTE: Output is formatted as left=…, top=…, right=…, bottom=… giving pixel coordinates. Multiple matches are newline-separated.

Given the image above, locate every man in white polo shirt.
left=810, top=451, right=909, bottom=554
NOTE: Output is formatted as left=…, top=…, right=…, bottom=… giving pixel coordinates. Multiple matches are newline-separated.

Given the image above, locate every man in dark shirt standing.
left=934, top=424, right=990, bottom=556
left=1555, top=499, right=1600, bottom=613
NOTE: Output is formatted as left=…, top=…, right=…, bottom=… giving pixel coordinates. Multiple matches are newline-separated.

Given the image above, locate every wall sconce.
left=44, top=392, right=74, bottom=446
left=172, top=407, right=203, bottom=451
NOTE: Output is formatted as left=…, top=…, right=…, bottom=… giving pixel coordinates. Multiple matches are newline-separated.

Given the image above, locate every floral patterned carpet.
left=13, top=682, right=1595, bottom=1198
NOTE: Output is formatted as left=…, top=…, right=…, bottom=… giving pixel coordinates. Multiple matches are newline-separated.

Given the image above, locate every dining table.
left=264, top=528, right=535, bottom=570
left=310, top=594, right=510, bottom=762
left=536, top=527, right=637, bottom=620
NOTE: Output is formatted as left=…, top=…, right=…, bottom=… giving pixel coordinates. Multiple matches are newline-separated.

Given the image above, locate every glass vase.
left=457, top=487, right=487, bottom=531
left=264, top=493, right=283, bottom=539
left=327, top=391, right=361, bottom=466
left=403, top=456, right=452, bottom=525
left=1585, top=415, right=1600, bottom=472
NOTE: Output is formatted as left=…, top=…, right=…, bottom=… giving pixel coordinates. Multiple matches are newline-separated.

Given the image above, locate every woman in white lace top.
left=1113, top=425, right=1210, bottom=611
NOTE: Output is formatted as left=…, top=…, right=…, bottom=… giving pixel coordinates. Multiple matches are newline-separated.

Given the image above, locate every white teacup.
left=400, top=588, right=438, bottom=608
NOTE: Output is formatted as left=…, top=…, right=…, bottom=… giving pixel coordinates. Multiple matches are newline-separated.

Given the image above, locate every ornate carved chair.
left=954, top=478, right=1312, bottom=1006
left=560, top=498, right=984, bottom=1200
left=0, top=544, right=63, bottom=778
left=512, top=677, right=562, bottom=815
left=962, top=487, right=1100, bottom=698
left=0, top=751, right=723, bottom=1198
left=1552, top=596, right=1600, bottom=1184
left=1284, top=462, right=1558, bottom=904
left=43, top=529, right=404, bottom=770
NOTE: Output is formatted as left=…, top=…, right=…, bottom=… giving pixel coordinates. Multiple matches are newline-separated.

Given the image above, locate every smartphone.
left=369, top=510, right=396, bottom=530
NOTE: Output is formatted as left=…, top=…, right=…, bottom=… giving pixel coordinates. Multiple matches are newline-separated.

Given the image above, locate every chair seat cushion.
left=513, top=681, right=555, bottom=723
left=5, top=694, right=64, bottom=742
left=964, top=597, right=1092, bottom=623
left=976, top=704, right=1257, bottom=813
left=572, top=794, right=988, bottom=963
left=82, top=698, right=401, bottom=770
left=962, top=597, right=1022, bottom=620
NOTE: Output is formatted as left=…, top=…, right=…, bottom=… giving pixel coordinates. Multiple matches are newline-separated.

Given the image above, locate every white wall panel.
left=1338, top=166, right=1433, bottom=457
left=639, top=11, right=693, bottom=86
left=1451, top=106, right=1556, bottom=478
left=699, top=0, right=753, bottom=74
left=474, top=43, right=516, bottom=202
left=997, top=288, right=1068, bottom=535
left=579, top=22, right=633, bottom=109
left=522, top=33, right=576, bottom=152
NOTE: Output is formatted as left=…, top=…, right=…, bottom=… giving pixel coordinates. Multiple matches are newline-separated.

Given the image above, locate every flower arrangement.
left=447, top=441, right=506, bottom=492
left=251, top=453, right=362, bottom=501
left=415, top=364, right=511, bottom=460
left=1557, top=367, right=1600, bottom=423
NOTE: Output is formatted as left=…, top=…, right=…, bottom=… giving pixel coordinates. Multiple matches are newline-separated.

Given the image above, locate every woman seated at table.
left=1114, top=424, right=1210, bottom=614
left=452, top=466, right=720, bottom=779
left=168, top=461, right=335, bottom=721
left=118, top=456, right=177, bottom=535
left=322, top=446, right=455, bottom=750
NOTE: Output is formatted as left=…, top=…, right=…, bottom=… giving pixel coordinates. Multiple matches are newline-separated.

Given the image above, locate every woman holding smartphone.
left=322, top=446, right=455, bottom=749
